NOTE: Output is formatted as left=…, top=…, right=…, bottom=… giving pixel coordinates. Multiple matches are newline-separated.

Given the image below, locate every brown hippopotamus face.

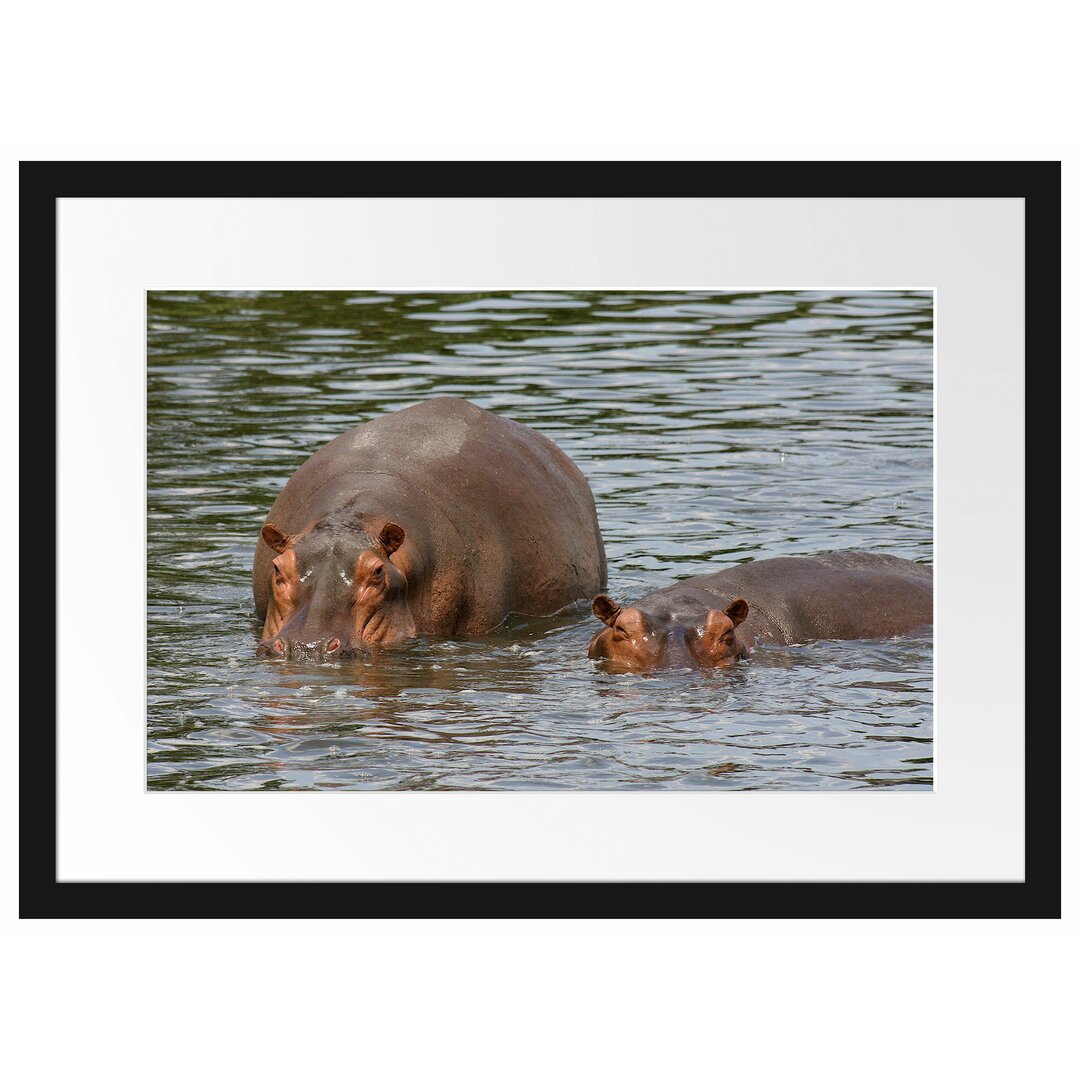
left=257, top=520, right=416, bottom=660
left=587, top=594, right=750, bottom=673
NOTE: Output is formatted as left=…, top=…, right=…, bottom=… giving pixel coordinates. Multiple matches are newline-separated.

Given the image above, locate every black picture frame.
left=20, top=161, right=1060, bottom=919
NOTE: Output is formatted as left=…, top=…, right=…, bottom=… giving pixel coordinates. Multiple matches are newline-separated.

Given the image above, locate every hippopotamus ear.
left=723, top=598, right=749, bottom=626
left=592, top=594, right=621, bottom=626
left=378, top=521, right=405, bottom=556
left=261, top=523, right=292, bottom=553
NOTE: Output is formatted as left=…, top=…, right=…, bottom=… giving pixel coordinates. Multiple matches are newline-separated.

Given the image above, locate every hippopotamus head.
left=257, top=519, right=416, bottom=660
left=587, top=594, right=750, bottom=673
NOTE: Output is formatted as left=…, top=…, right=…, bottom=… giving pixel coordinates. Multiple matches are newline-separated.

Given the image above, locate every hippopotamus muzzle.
left=256, top=632, right=364, bottom=662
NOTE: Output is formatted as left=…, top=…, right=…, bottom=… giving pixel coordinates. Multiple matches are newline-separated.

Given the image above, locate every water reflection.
left=148, top=290, right=933, bottom=790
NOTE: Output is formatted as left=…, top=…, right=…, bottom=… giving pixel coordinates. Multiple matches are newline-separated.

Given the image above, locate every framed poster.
left=21, top=161, right=1059, bottom=917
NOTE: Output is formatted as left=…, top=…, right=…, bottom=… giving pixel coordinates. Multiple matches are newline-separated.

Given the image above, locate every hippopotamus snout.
left=256, top=634, right=360, bottom=661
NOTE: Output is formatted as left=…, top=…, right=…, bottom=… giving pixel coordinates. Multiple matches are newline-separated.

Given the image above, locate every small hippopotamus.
left=254, top=397, right=606, bottom=659
left=588, top=551, right=932, bottom=673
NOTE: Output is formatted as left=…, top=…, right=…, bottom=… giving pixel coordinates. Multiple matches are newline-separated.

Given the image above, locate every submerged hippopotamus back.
left=254, top=397, right=606, bottom=659
left=588, top=551, right=932, bottom=673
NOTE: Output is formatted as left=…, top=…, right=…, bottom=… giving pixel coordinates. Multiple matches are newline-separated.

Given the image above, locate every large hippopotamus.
left=254, top=397, right=606, bottom=659
left=588, top=551, right=932, bottom=673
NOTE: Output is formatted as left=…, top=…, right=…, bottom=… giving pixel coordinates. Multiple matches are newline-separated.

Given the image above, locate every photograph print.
left=147, top=288, right=933, bottom=791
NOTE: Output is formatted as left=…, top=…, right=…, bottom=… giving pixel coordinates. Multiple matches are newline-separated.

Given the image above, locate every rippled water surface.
left=147, top=290, right=933, bottom=790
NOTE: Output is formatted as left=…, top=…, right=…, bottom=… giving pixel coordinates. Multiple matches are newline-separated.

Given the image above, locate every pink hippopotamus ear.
left=719, top=598, right=749, bottom=627
left=261, top=523, right=292, bottom=553
left=702, top=599, right=750, bottom=634
left=378, top=521, right=405, bottom=556
left=592, top=594, right=622, bottom=626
